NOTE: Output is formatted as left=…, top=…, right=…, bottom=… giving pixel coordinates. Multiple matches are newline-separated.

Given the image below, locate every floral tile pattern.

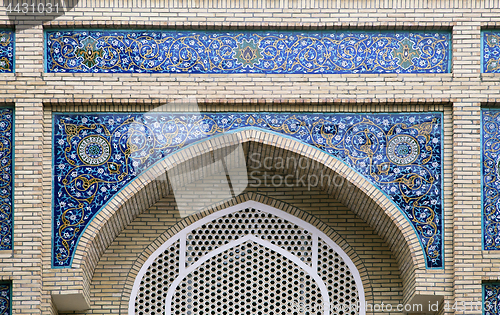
left=45, top=30, right=451, bottom=74
left=0, top=30, right=14, bottom=73
left=0, top=283, right=10, bottom=315
left=483, top=31, right=500, bottom=73
left=52, top=112, right=443, bottom=268
left=481, top=110, right=500, bottom=250
left=484, top=283, right=500, bottom=315
left=0, top=109, right=13, bottom=251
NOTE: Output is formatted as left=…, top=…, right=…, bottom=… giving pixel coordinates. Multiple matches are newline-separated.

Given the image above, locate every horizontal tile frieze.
left=45, top=29, right=451, bottom=74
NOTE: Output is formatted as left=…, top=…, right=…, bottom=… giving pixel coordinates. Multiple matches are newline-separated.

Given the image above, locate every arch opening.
left=70, top=130, right=423, bottom=307
left=129, top=201, right=365, bottom=315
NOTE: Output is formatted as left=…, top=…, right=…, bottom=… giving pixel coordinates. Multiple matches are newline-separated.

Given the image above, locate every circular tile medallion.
left=77, top=135, right=111, bottom=166
left=387, top=135, right=419, bottom=165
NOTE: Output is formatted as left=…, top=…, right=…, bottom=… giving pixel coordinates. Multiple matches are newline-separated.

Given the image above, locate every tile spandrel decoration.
left=45, top=30, right=451, bottom=74
left=52, top=112, right=443, bottom=268
left=0, top=30, right=14, bottom=73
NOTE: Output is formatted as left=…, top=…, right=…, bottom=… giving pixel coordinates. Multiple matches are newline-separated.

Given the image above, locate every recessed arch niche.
left=129, top=200, right=366, bottom=315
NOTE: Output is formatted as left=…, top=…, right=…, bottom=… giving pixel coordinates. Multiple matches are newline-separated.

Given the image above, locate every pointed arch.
left=128, top=200, right=366, bottom=315
left=63, top=129, right=424, bottom=305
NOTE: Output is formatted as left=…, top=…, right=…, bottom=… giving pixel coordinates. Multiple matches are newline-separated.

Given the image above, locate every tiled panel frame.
left=52, top=111, right=443, bottom=269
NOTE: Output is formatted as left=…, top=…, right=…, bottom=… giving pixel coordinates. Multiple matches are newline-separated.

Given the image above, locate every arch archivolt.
left=65, top=129, right=424, bottom=306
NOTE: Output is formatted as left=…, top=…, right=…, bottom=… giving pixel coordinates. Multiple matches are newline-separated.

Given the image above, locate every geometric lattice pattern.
left=131, top=204, right=362, bottom=315
left=0, top=108, right=13, bottom=250
left=482, top=109, right=500, bottom=250
left=0, top=30, right=14, bottom=73
left=174, top=241, right=323, bottom=315
left=45, top=30, right=450, bottom=74
left=135, top=240, right=180, bottom=315
left=483, top=31, right=500, bottom=73
left=318, top=239, right=358, bottom=314
left=484, top=283, right=500, bottom=315
left=186, top=208, right=313, bottom=267
left=53, top=112, right=443, bottom=268
left=0, top=282, right=11, bottom=315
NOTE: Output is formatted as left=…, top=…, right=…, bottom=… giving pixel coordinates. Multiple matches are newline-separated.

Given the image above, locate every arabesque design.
left=483, top=31, right=500, bottom=73
left=0, top=30, right=14, bottom=73
left=481, top=110, right=500, bottom=250
left=0, top=109, right=13, bottom=251
left=46, top=30, right=450, bottom=74
left=53, top=112, right=443, bottom=268
left=0, top=283, right=10, bottom=315
left=484, top=283, right=500, bottom=315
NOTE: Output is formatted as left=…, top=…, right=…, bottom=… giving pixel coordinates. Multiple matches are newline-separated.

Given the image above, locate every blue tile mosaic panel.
left=53, top=112, right=443, bottom=268
left=0, top=109, right=13, bottom=251
left=481, top=110, right=500, bottom=250
left=45, top=30, right=451, bottom=74
left=0, top=283, right=10, bottom=315
left=483, top=31, right=500, bottom=73
left=485, top=284, right=500, bottom=315
left=0, top=30, right=14, bottom=73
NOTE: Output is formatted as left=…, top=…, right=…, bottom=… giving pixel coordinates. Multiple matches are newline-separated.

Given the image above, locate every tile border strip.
left=0, top=108, right=14, bottom=251
left=45, top=29, right=451, bottom=74
left=481, top=109, right=500, bottom=251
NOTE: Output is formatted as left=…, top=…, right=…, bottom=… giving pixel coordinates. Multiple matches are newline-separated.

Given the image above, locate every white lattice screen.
left=130, top=201, right=365, bottom=315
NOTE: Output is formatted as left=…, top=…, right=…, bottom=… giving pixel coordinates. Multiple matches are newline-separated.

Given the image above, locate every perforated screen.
left=135, top=241, right=180, bottom=315
left=131, top=201, right=364, bottom=315
left=174, top=241, right=322, bottom=315
left=186, top=208, right=313, bottom=267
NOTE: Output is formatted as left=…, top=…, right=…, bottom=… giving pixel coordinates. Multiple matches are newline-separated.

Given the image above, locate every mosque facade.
left=1, top=1, right=500, bottom=314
